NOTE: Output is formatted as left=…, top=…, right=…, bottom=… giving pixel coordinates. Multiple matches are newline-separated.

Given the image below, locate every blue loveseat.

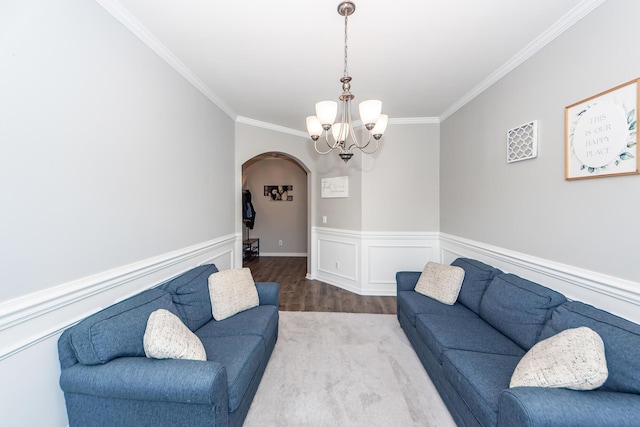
left=397, top=257, right=640, bottom=427
left=58, top=264, right=279, bottom=427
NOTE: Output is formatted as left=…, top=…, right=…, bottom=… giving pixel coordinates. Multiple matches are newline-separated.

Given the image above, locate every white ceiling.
left=104, top=0, right=604, bottom=133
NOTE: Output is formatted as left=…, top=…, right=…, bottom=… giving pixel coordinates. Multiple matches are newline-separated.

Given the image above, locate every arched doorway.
left=241, top=152, right=310, bottom=271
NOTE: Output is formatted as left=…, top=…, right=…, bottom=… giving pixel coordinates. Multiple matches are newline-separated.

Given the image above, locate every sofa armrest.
left=256, top=282, right=280, bottom=306
left=60, top=357, right=228, bottom=409
left=396, top=271, right=421, bottom=292
left=499, top=387, right=640, bottom=427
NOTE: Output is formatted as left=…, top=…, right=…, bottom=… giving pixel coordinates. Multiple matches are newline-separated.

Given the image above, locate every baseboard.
left=259, top=252, right=307, bottom=257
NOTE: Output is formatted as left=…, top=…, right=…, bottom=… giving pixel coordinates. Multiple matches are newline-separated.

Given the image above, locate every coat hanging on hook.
left=242, top=190, right=256, bottom=229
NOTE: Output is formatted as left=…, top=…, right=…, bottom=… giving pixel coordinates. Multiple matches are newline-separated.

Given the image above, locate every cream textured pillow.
left=510, top=326, right=608, bottom=390
left=143, top=309, right=206, bottom=361
left=414, top=262, right=465, bottom=305
left=208, top=268, right=259, bottom=321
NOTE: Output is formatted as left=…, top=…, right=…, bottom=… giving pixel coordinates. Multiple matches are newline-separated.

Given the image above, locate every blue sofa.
left=397, top=257, right=640, bottom=427
left=58, top=264, right=279, bottom=427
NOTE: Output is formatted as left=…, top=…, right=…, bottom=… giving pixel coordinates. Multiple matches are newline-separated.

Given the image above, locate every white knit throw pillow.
left=208, top=268, right=259, bottom=321
left=414, top=262, right=465, bottom=305
left=143, top=309, right=206, bottom=361
left=510, top=326, right=608, bottom=390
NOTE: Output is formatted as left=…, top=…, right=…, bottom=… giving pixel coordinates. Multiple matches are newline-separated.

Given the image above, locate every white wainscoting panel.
left=315, top=229, right=360, bottom=293
left=311, top=227, right=439, bottom=295
left=362, top=232, right=439, bottom=295
left=440, top=233, right=640, bottom=323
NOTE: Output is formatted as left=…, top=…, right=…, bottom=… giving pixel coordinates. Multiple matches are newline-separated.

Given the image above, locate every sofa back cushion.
left=451, top=258, right=502, bottom=314
left=539, top=301, right=640, bottom=394
left=160, top=264, right=219, bottom=331
left=69, top=288, right=179, bottom=365
left=479, top=274, right=566, bottom=350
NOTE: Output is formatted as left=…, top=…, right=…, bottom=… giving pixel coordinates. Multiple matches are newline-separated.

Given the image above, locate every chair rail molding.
left=0, top=234, right=236, bottom=361
left=440, top=233, right=640, bottom=323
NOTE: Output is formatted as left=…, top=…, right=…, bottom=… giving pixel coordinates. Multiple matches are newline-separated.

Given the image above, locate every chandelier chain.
left=343, top=12, right=349, bottom=77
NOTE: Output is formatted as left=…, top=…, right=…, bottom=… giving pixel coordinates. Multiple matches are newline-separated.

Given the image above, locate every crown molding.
left=95, top=0, right=238, bottom=120
left=390, top=117, right=440, bottom=125
left=97, top=0, right=604, bottom=133
left=235, top=116, right=309, bottom=138
left=439, top=0, right=607, bottom=121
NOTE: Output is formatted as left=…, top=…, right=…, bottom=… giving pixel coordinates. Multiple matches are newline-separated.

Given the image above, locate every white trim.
left=0, top=234, right=236, bottom=360
left=0, top=323, right=73, bottom=362
left=4, top=229, right=639, bottom=360
left=260, top=252, right=308, bottom=257
left=95, top=0, right=237, bottom=120
left=235, top=116, right=308, bottom=138
left=440, top=233, right=640, bottom=323
left=360, top=230, right=440, bottom=240
left=439, top=0, right=607, bottom=121
left=97, top=0, right=604, bottom=134
left=0, top=235, right=235, bottom=332
left=389, top=117, right=440, bottom=125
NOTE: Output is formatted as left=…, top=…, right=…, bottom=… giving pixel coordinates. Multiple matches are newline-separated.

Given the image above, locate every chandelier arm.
left=314, top=137, right=336, bottom=155
left=325, top=130, right=341, bottom=150
left=346, top=121, right=361, bottom=151
left=358, top=137, right=380, bottom=154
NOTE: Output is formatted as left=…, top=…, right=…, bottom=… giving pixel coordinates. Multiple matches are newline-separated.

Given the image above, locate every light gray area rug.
left=244, top=311, right=456, bottom=427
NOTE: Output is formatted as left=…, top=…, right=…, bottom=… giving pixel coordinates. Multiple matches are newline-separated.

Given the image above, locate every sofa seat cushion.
left=416, top=314, right=525, bottom=364
left=540, top=301, right=640, bottom=394
left=195, top=305, right=278, bottom=346
left=160, top=264, right=219, bottom=331
left=70, top=288, right=179, bottom=365
left=451, top=258, right=502, bottom=314
left=398, top=291, right=477, bottom=327
left=479, top=274, right=566, bottom=350
left=201, top=335, right=265, bottom=412
left=443, top=349, right=522, bottom=427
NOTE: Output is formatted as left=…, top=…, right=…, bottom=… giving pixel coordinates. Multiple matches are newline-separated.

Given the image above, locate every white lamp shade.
left=316, top=101, right=338, bottom=126
left=371, top=114, right=388, bottom=136
left=306, top=116, right=323, bottom=137
left=359, top=100, right=382, bottom=126
left=331, top=123, right=348, bottom=142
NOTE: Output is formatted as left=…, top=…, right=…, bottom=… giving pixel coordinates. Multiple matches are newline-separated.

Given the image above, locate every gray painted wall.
left=362, top=123, right=440, bottom=231
left=2, top=1, right=235, bottom=425
left=314, top=123, right=440, bottom=232
left=0, top=0, right=235, bottom=299
left=243, top=158, right=308, bottom=254
left=441, top=0, right=640, bottom=283
left=315, top=150, right=363, bottom=230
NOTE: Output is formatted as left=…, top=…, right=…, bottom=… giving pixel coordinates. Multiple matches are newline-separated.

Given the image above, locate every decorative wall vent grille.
left=507, top=120, right=538, bottom=163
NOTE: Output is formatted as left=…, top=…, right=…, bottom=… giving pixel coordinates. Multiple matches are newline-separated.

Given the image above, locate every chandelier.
left=306, top=1, right=388, bottom=163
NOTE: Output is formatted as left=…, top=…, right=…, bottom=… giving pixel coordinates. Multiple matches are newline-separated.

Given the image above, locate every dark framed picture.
left=264, top=185, right=293, bottom=201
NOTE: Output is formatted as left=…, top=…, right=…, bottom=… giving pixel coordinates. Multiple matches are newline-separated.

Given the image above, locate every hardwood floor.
left=243, top=256, right=396, bottom=314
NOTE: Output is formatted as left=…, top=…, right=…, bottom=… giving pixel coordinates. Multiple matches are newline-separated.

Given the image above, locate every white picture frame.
left=321, top=176, right=349, bottom=198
